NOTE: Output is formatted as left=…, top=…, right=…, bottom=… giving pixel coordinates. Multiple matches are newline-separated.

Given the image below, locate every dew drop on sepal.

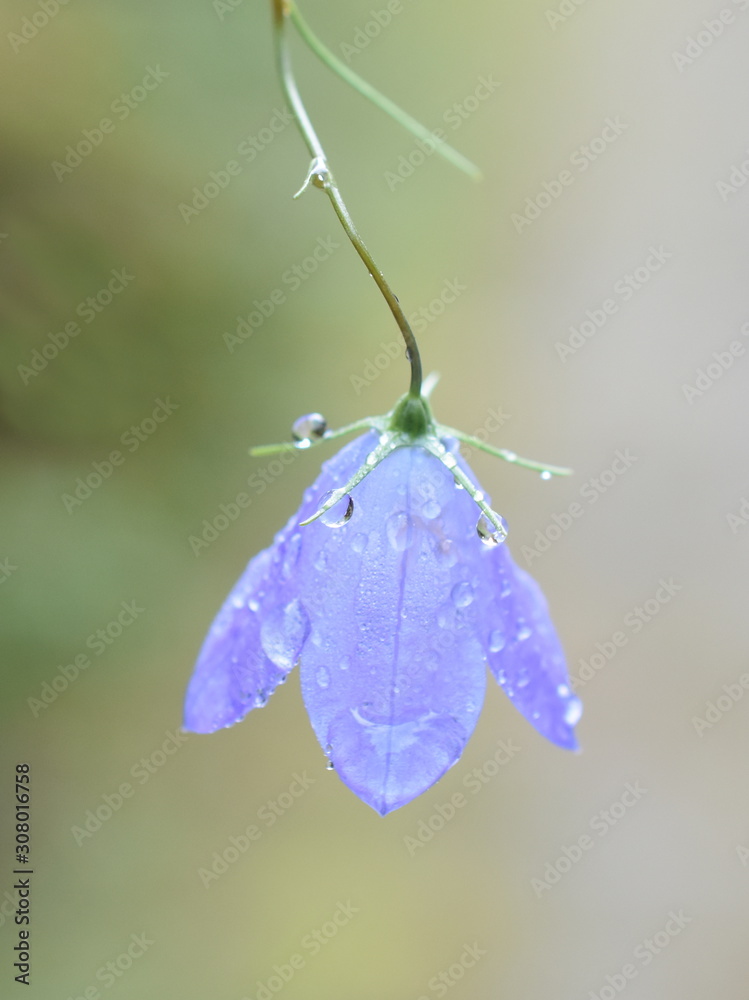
left=320, top=491, right=354, bottom=527
left=477, top=513, right=507, bottom=547
left=292, top=413, right=327, bottom=448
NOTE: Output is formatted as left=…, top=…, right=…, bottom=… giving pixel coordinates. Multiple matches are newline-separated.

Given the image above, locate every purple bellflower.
left=184, top=391, right=582, bottom=815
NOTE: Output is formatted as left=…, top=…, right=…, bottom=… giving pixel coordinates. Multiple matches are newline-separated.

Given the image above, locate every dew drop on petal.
left=386, top=512, right=414, bottom=551
left=260, top=598, right=310, bottom=670
left=564, top=696, right=583, bottom=726
left=316, top=667, right=330, bottom=689
left=477, top=513, right=507, bottom=547
left=340, top=655, right=351, bottom=671
left=424, top=651, right=440, bottom=672
left=422, top=499, right=441, bottom=519
left=326, top=760, right=335, bottom=770
left=438, top=538, right=458, bottom=567
left=248, top=598, right=260, bottom=612
left=292, top=413, right=327, bottom=447
left=540, top=470, right=552, bottom=481
left=281, top=532, right=302, bottom=579
left=320, top=490, right=354, bottom=527
left=488, top=629, right=505, bottom=653
left=516, top=668, right=530, bottom=688
left=451, top=581, right=474, bottom=608
left=516, top=624, right=532, bottom=642
left=351, top=532, right=367, bottom=554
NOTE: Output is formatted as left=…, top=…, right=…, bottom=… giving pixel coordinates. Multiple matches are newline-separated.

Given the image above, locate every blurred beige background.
left=1, top=0, right=748, bottom=997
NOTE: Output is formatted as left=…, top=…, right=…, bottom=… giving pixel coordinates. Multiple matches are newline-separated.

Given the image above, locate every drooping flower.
left=184, top=393, right=581, bottom=815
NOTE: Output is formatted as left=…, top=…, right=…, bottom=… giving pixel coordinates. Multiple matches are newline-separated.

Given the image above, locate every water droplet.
left=320, top=490, right=354, bottom=527
left=422, top=499, right=441, bottom=519
left=503, top=451, right=517, bottom=463
left=451, top=582, right=474, bottom=608
left=438, top=539, right=457, bottom=566
left=291, top=413, right=326, bottom=447
left=488, top=629, right=505, bottom=653
left=477, top=513, right=507, bottom=546
left=540, top=470, right=552, bottom=481
left=516, top=624, right=532, bottom=642
left=556, top=683, right=570, bottom=697
left=231, top=595, right=244, bottom=609
left=340, top=655, right=351, bottom=671
left=442, top=453, right=457, bottom=470
left=254, top=689, right=268, bottom=707
left=260, top=598, right=310, bottom=670
left=365, top=451, right=378, bottom=466
left=386, top=512, right=413, bottom=551
left=248, top=598, right=260, bottom=612
left=281, top=532, right=302, bottom=579
left=516, top=668, right=530, bottom=688
left=564, top=696, right=583, bottom=726
left=326, top=759, right=335, bottom=770
left=424, top=651, right=440, bottom=672
left=316, top=667, right=330, bottom=689
left=351, top=533, right=367, bottom=554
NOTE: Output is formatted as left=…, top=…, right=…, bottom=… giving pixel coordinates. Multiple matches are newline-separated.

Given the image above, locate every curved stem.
left=270, top=0, right=423, bottom=398
left=289, top=3, right=481, bottom=182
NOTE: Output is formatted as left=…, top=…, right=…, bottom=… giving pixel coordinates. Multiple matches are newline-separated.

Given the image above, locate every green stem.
left=249, top=416, right=379, bottom=457
left=288, top=3, right=481, bottom=182
left=271, top=0, right=423, bottom=398
left=441, top=426, right=572, bottom=476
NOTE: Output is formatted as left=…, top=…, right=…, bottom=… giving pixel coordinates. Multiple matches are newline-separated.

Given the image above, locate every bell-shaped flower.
left=184, top=394, right=581, bottom=814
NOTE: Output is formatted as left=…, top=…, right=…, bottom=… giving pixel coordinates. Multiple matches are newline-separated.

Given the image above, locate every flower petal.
left=447, top=446, right=581, bottom=750
left=183, top=432, right=378, bottom=733
left=297, top=445, right=487, bottom=814
left=479, top=547, right=581, bottom=749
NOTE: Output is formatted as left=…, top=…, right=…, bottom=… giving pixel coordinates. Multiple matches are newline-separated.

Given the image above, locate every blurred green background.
left=2, top=0, right=748, bottom=997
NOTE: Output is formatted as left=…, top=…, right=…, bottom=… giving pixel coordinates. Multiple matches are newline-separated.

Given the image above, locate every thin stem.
left=289, top=3, right=481, bottom=182
left=249, top=416, right=379, bottom=456
left=441, top=425, right=572, bottom=476
left=271, top=0, right=423, bottom=398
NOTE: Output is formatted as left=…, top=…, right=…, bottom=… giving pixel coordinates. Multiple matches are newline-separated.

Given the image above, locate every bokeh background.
left=2, top=0, right=748, bottom=997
